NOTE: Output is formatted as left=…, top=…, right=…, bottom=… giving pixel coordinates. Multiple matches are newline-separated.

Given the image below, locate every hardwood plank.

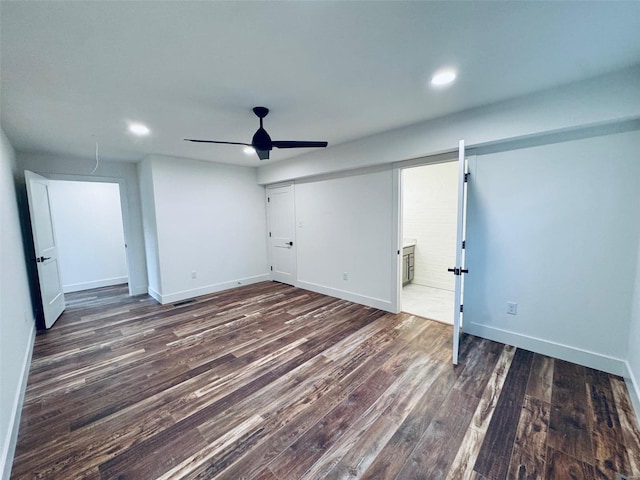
left=197, top=319, right=419, bottom=480
left=585, top=368, right=633, bottom=479
left=545, top=447, right=595, bottom=480
left=253, top=468, right=279, bottom=480
left=359, top=352, right=463, bottom=479
left=506, top=395, right=550, bottom=480
left=452, top=337, right=505, bottom=398
left=301, top=348, right=450, bottom=479
left=610, top=378, right=640, bottom=478
left=473, top=348, right=535, bottom=479
left=98, top=426, right=208, bottom=480
left=547, top=359, right=594, bottom=463
left=394, top=387, right=480, bottom=479
left=153, top=414, right=265, bottom=480
left=526, top=353, right=554, bottom=403
left=446, top=345, right=516, bottom=480
left=267, top=368, right=397, bottom=479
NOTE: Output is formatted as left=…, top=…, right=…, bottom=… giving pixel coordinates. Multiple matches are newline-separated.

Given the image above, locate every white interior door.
left=267, top=184, right=296, bottom=285
left=451, top=140, right=468, bottom=365
left=25, top=170, right=65, bottom=328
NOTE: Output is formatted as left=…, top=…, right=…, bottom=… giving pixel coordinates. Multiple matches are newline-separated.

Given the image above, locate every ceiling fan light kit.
left=185, top=106, right=328, bottom=160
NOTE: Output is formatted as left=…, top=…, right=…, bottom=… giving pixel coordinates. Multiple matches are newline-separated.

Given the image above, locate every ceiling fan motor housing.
left=252, top=127, right=272, bottom=151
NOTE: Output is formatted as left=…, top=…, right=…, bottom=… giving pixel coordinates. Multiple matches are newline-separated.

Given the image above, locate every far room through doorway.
left=48, top=179, right=129, bottom=295
left=401, top=161, right=458, bottom=324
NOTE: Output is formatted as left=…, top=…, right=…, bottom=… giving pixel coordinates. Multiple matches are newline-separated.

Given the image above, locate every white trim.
left=624, top=360, right=640, bottom=430
left=296, top=280, right=394, bottom=312
left=62, top=276, right=128, bottom=293
left=154, top=274, right=271, bottom=305
left=391, top=166, right=401, bottom=314
left=148, top=286, right=162, bottom=303
left=1, top=323, right=35, bottom=480
left=466, top=321, right=626, bottom=376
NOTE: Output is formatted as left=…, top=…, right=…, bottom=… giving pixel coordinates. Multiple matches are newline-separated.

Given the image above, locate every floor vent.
left=173, top=298, right=196, bottom=307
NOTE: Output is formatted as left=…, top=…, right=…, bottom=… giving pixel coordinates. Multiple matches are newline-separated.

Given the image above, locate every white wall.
left=138, top=158, right=162, bottom=297
left=17, top=153, right=148, bottom=296
left=48, top=180, right=128, bottom=292
left=402, top=162, right=458, bottom=291
left=295, top=169, right=395, bottom=310
left=258, top=65, right=640, bottom=185
left=140, top=155, right=269, bottom=304
left=0, top=129, right=36, bottom=479
left=464, top=130, right=640, bottom=376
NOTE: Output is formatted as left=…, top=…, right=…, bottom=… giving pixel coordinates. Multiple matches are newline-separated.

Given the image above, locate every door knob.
left=286, top=241, right=293, bottom=246
left=36, top=256, right=51, bottom=263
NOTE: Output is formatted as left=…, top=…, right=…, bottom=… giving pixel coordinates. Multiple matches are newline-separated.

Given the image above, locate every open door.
left=450, top=140, right=468, bottom=365
left=25, top=170, right=65, bottom=328
left=266, top=184, right=296, bottom=286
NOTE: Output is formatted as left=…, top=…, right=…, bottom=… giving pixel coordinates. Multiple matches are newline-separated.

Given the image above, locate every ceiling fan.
left=185, top=107, right=328, bottom=160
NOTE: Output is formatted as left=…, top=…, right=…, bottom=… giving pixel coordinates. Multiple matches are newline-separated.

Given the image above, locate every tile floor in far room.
left=402, top=283, right=455, bottom=324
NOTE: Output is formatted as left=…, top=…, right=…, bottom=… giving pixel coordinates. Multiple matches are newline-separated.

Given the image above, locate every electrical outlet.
left=191, top=271, right=197, bottom=279
left=507, top=302, right=517, bottom=315
left=343, top=272, right=348, bottom=281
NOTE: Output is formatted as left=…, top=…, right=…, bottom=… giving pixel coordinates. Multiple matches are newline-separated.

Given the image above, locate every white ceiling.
left=2, top=1, right=639, bottom=168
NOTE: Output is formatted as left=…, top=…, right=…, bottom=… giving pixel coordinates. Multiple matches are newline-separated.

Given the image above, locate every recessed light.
left=128, top=123, right=150, bottom=136
left=243, top=146, right=256, bottom=155
left=431, top=69, right=457, bottom=87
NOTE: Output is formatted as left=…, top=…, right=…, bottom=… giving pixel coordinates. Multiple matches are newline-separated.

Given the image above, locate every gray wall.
left=0, top=129, right=36, bottom=479
left=465, top=130, right=640, bottom=376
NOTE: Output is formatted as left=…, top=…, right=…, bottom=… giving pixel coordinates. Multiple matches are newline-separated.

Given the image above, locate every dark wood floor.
left=10, top=282, right=640, bottom=479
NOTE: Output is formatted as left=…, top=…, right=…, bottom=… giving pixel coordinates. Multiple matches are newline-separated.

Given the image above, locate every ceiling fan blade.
left=272, top=141, right=328, bottom=149
left=256, top=149, right=270, bottom=160
left=184, top=139, right=251, bottom=146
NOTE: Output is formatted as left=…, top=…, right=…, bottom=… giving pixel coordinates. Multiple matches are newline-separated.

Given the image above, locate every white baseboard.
left=155, top=274, right=271, bottom=305
left=1, top=323, right=35, bottom=480
left=63, top=276, right=128, bottom=293
left=465, top=322, right=627, bottom=376
left=624, top=360, right=640, bottom=430
left=296, top=280, right=394, bottom=312
left=148, top=287, right=162, bottom=303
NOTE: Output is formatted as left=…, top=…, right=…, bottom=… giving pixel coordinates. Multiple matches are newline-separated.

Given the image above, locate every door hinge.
left=270, top=266, right=273, bottom=271
left=448, top=267, right=469, bottom=276
left=464, top=172, right=470, bottom=182
left=269, top=232, right=272, bottom=237
left=460, top=305, right=464, bottom=313
left=267, top=197, right=270, bottom=202
left=462, top=240, right=465, bottom=249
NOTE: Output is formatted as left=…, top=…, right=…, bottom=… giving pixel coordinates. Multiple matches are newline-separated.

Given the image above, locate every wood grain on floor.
left=10, top=282, right=640, bottom=480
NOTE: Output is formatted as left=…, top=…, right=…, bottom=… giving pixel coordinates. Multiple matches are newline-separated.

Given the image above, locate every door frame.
left=391, top=150, right=460, bottom=314
left=30, top=173, right=135, bottom=297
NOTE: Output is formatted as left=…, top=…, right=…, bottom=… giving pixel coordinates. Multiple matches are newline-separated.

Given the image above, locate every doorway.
left=266, top=184, right=296, bottom=286
left=400, top=161, right=458, bottom=324
left=48, top=180, right=129, bottom=293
